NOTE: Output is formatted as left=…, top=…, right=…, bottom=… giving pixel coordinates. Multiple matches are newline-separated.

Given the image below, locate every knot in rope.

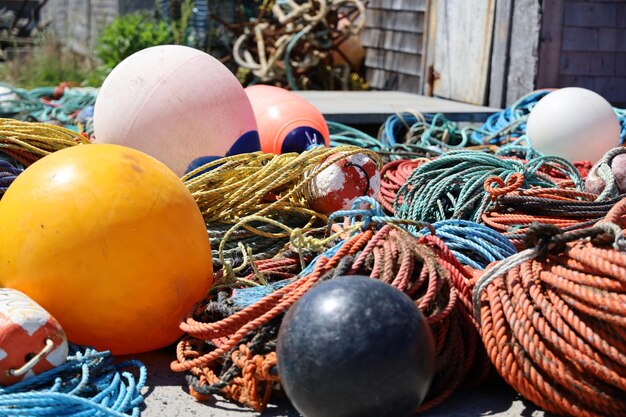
left=523, top=223, right=567, bottom=259
left=524, top=221, right=625, bottom=260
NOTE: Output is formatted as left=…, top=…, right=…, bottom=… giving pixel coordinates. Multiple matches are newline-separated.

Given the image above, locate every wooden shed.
left=362, top=0, right=626, bottom=107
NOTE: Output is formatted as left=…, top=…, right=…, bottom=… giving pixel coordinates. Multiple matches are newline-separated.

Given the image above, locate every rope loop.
left=484, top=172, right=524, bottom=198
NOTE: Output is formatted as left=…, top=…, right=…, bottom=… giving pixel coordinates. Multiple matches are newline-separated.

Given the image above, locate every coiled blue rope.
left=328, top=119, right=442, bottom=160
left=616, top=108, right=626, bottom=145
left=232, top=197, right=426, bottom=308
left=470, top=90, right=550, bottom=145
left=415, top=219, right=516, bottom=270
left=0, top=345, right=147, bottom=417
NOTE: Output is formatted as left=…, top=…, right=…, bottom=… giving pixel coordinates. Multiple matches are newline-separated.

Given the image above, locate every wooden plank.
left=505, top=0, right=541, bottom=104
left=361, top=28, right=423, bottom=54
left=364, top=8, right=424, bottom=32
left=488, top=0, right=513, bottom=108
left=367, top=0, right=427, bottom=12
left=293, top=91, right=500, bottom=123
left=431, top=0, right=496, bottom=105
left=422, top=0, right=437, bottom=96
left=536, top=0, right=564, bottom=88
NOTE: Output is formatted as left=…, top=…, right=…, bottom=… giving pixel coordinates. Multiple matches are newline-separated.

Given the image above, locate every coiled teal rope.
left=0, top=346, right=146, bottom=417
left=380, top=112, right=477, bottom=151
left=0, top=83, right=97, bottom=127
left=394, top=150, right=583, bottom=223
left=328, top=120, right=441, bottom=160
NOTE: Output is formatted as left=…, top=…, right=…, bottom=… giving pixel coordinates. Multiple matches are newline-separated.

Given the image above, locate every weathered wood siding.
left=538, top=0, right=626, bottom=106
left=361, top=0, right=429, bottom=93
left=41, top=0, right=152, bottom=55
left=430, top=0, right=496, bottom=105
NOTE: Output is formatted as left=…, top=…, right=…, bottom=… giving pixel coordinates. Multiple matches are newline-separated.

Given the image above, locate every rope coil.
left=471, top=199, right=626, bottom=417
left=0, top=346, right=147, bottom=417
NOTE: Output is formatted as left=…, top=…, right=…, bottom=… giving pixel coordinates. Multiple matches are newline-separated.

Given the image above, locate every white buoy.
left=525, top=87, right=620, bottom=163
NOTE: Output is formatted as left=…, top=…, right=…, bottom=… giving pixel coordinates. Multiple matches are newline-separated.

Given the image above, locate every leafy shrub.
left=95, top=12, right=173, bottom=70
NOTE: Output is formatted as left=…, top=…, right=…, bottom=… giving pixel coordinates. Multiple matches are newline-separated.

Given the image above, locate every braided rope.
left=393, top=150, right=582, bottom=224
left=0, top=346, right=146, bottom=417
left=0, top=118, right=90, bottom=166
left=482, top=186, right=623, bottom=249
left=471, top=202, right=626, bottom=417
left=171, top=201, right=488, bottom=412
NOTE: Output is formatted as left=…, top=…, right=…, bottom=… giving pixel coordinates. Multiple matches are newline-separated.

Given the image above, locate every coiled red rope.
left=471, top=198, right=626, bottom=417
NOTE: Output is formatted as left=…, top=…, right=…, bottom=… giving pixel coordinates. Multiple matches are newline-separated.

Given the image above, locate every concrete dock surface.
left=137, top=348, right=554, bottom=417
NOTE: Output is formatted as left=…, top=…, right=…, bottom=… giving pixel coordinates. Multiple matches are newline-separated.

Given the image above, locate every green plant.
left=95, top=12, right=173, bottom=70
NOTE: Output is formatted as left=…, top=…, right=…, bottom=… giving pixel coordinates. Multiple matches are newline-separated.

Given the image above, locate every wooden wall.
left=537, top=0, right=626, bottom=106
left=40, top=0, right=153, bottom=55
left=361, top=0, right=429, bottom=93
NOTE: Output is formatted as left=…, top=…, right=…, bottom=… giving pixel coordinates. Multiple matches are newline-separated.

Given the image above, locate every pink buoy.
left=94, top=45, right=260, bottom=176
left=585, top=150, right=626, bottom=195
left=0, top=288, right=68, bottom=386
left=244, top=85, right=329, bottom=155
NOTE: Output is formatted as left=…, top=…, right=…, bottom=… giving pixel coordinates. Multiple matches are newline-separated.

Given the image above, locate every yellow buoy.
left=0, top=144, right=212, bottom=354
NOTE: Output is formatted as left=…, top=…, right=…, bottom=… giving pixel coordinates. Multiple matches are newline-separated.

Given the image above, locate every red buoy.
left=0, top=288, right=68, bottom=386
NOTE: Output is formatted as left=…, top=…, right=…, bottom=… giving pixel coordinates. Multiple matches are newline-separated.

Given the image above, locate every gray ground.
left=136, top=348, right=554, bottom=417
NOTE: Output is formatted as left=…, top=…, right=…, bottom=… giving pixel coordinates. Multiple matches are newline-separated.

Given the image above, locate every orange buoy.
left=0, top=144, right=213, bottom=355
left=244, top=85, right=330, bottom=154
left=0, top=288, right=68, bottom=386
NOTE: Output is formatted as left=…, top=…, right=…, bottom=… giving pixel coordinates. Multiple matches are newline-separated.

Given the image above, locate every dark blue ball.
left=277, top=275, right=435, bottom=417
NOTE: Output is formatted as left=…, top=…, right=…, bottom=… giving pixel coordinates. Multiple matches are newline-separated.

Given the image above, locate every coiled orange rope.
left=482, top=182, right=623, bottom=249
left=171, top=211, right=489, bottom=412
left=471, top=198, right=626, bottom=417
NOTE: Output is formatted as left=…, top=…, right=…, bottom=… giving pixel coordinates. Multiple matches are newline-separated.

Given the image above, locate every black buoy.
left=277, top=275, right=435, bottom=417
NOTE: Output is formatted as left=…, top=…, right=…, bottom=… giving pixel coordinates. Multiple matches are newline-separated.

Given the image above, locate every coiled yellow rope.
left=0, top=118, right=90, bottom=165
left=184, top=145, right=380, bottom=224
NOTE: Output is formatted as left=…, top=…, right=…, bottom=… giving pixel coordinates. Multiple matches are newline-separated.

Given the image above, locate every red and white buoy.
left=305, top=153, right=380, bottom=215
left=0, top=288, right=69, bottom=386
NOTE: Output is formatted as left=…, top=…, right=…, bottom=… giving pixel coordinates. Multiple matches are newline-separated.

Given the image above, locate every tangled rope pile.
left=184, top=145, right=380, bottom=280
left=393, top=151, right=582, bottom=223
left=232, top=0, right=366, bottom=89
left=171, top=199, right=489, bottom=412
left=471, top=200, right=626, bottom=417
left=0, top=83, right=98, bottom=130
left=482, top=187, right=622, bottom=249
left=0, top=346, right=146, bottom=417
